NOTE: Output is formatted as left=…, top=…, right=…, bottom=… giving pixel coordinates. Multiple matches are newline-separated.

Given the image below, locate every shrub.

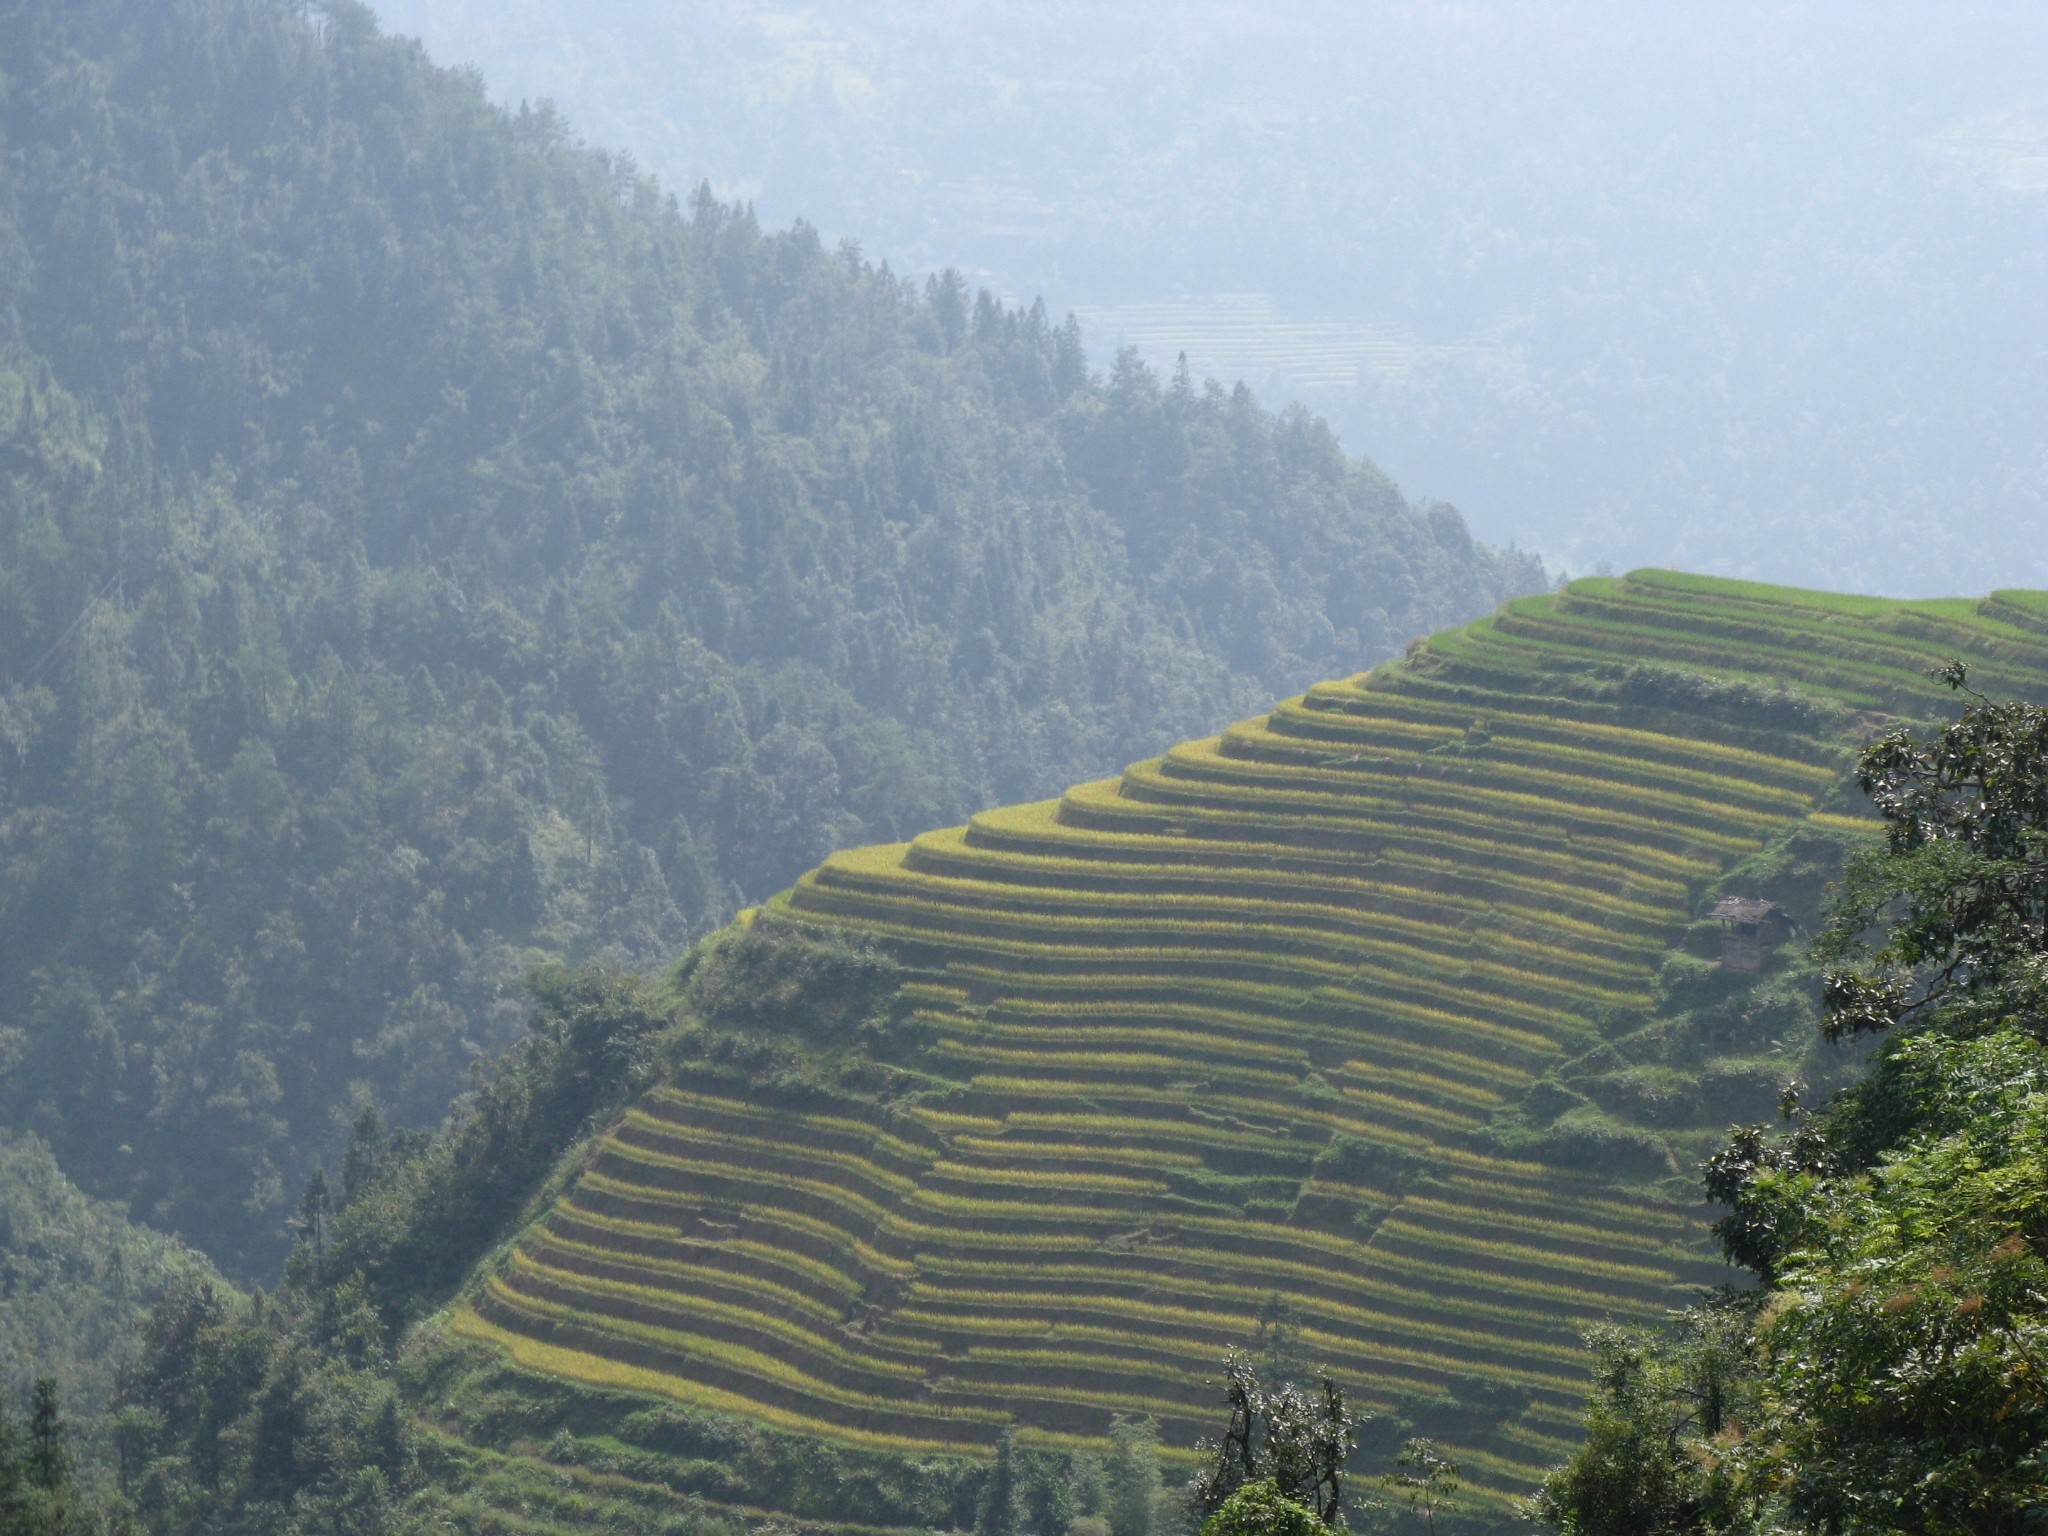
left=1199, top=1481, right=1320, bottom=1536
left=675, top=926, right=902, bottom=1043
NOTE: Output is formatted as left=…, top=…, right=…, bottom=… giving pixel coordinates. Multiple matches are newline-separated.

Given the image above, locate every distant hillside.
left=0, top=1132, right=214, bottom=1421
left=432, top=573, right=2048, bottom=1530
left=0, top=0, right=1537, bottom=1272
left=371, top=0, right=2048, bottom=595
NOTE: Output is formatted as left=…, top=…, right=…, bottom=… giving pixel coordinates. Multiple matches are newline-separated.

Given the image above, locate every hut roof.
left=1713, top=896, right=1789, bottom=925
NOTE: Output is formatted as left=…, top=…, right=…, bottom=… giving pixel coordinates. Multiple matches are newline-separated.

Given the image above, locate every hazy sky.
left=371, top=1, right=2046, bottom=595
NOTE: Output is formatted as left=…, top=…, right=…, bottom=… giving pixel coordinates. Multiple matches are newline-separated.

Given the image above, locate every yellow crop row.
left=647, top=1089, right=939, bottom=1169
left=929, top=1014, right=1312, bottom=1070
left=1295, top=1175, right=1401, bottom=1206
left=902, top=1277, right=1590, bottom=1372
left=984, top=788, right=1698, bottom=903
left=1806, top=810, right=1883, bottom=835
left=1318, top=971, right=1622, bottom=1039
left=937, top=987, right=1499, bottom=1073
left=1372, top=1215, right=1681, bottom=1287
left=1250, top=699, right=1827, bottom=796
left=1398, top=1194, right=1696, bottom=1257
left=1566, top=581, right=2044, bottom=683
left=1220, top=718, right=1817, bottom=821
left=503, top=1251, right=933, bottom=1379
left=923, top=1159, right=1169, bottom=1195
left=449, top=1309, right=1001, bottom=1456
left=905, top=1246, right=1594, bottom=1340
left=985, top=1110, right=1308, bottom=1156
left=585, top=1146, right=1146, bottom=1253
left=1337, top=1085, right=1486, bottom=1133
left=1357, top=1234, right=1674, bottom=1315
left=528, top=1226, right=848, bottom=1324
left=1271, top=689, right=1838, bottom=787
left=546, top=1203, right=868, bottom=1300
left=1433, top=1172, right=1701, bottom=1239
left=957, top=1077, right=1428, bottom=1150
left=1056, top=774, right=1724, bottom=883
left=616, top=1115, right=924, bottom=1198
left=1492, top=603, right=1946, bottom=706
left=664, top=1196, right=912, bottom=1280
left=995, top=1095, right=1563, bottom=1186
left=1142, top=746, right=1782, bottom=865
left=900, top=1186, right=1151, bottom=1225
left=623, top=1110, right=925, bottom=1181
left=947, top=1136, right=1207, bottom=1170
left=773, top=899, right=1363, bottom=992
left=936, top=956, right=1314, bottom=1013
left=809, top=858, right=1659, bottom=983
left=978, top=1316, right=1584, bottom=1399
left=951, top=1077, right=1531, bottom=1178
left=903, top=1107, right=1007, bottom=1135
left=934, top=1042, right=1301, bottom=1095
left=948, top=1343, right=1445, bottom=1415
left=480, top=1277, right=902, bottom=1407
left=910, top=822, right=1682, bottom=935
left=923, top=950, right=1594, bottom=1052
left=937, top=1015, right=1515, bottom=1114
left=1331, top=1060, right=1506, bottom=1110
left=938, top=992, right=1534, bottom=1085
left=1497, top=1418, right=1585, bottom=1461
left=1138, top=744, right=1785, bottom=852
left=588, top=1144, right=899, bottom=1229
left=788, top=887, right=1659, bottom=1013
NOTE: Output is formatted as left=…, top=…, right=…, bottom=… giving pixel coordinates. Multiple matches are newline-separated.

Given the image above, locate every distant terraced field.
left=1076, top=294, right=1415, bottom=389
left=443, top=572, right=2048, bottom=1525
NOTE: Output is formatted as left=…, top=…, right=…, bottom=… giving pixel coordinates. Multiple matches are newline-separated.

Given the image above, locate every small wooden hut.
left=1712, top=896, right=1797, bottom=971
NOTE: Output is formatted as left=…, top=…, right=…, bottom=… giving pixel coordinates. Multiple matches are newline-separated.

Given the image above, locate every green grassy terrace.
left=442, top=571, right=2048, bottom=1523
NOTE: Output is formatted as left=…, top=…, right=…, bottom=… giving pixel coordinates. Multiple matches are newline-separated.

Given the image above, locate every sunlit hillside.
left=431, top=573, right=2048, bottom=1528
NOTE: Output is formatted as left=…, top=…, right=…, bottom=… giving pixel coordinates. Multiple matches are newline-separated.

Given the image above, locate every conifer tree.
left=25, top=1382, right=65, bottom=1494
left=1104, top=1418, right=1161, bottom=1536
left=976, top=1428, right=1019, bottom=1536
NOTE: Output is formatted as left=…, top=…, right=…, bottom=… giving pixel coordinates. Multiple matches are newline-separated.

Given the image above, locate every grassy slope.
left=414, top=571, right=2048, bottom=1530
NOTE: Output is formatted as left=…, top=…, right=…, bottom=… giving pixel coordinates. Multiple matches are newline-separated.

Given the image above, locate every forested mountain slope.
left=0, top=0, right=1537, bottom=1272
left=439, top=573, right=2048, bottom=1529
left=0, top=1132, right=214, bottom=1422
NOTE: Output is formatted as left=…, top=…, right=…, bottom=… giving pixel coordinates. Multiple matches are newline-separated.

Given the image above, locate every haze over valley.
left=373, top=0, right=2048, bottom=592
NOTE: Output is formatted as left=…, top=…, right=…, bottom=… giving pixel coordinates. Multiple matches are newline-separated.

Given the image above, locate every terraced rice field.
left=1075, top=294, right=1413, bottom=389
left=453, top=572, right=2048, bottom=1515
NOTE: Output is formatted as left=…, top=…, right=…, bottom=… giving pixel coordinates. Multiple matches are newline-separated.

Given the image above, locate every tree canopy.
left=0, top=0, right=1541, bottom=1271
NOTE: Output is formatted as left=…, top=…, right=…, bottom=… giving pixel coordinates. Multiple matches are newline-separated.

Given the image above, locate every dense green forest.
left=0, top=0, right=1540, bottom=1272
left=0, top=1135, right=212, bottom=1424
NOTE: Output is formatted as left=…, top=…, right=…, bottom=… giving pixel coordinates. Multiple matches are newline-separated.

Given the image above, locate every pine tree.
left=0, top=1399, right=20, bottom=1503
left=1105, top=1418, right=1160, bottom=1536
left=975, top=1427, right=1019, bottom=1536
left=299, top=1168, right=330, bottom=1264
left=27, top=1380, right=66, bottom=1493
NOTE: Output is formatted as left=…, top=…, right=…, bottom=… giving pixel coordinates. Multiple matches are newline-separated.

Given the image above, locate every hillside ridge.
left=431, top=571, right=2048, bottom=1528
